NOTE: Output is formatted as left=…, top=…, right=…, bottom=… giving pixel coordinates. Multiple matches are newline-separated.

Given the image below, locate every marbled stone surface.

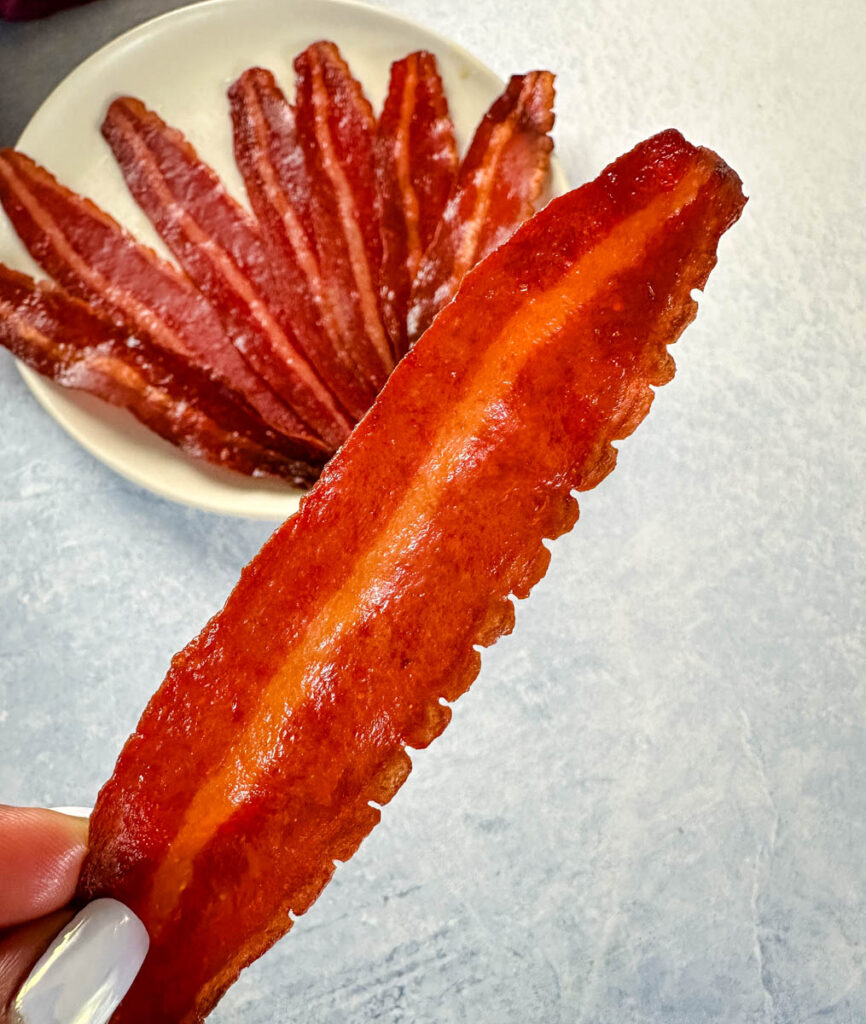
left=1, top=1, right=864, bottom=1021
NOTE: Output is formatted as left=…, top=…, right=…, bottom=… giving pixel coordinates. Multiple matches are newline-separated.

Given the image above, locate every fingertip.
left=0, top=806, right=89, bottom=928
left=45, top=807, right=90, bottom=845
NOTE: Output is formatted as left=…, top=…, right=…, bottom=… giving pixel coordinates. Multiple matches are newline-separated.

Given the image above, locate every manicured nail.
left=12, top=898, right=149, bottom=1024
left=49, top=806, right=93, bottom=819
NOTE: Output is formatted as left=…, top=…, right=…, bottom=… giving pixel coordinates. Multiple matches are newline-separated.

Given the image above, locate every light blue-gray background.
left=1, top=1, right=864, bottom=1021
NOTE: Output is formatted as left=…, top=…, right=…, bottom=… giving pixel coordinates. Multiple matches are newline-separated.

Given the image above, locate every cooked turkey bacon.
left=294, top=42, right=394, bottom=387
left=101, top=97, right=351, bottom=448
left=377, top=50, right=458, bottom=356
left=77, top=130, right=745, bottom=1024
left=0, top=266, right=326, bottom=482
left=0, top=50, right=562, bottom=480
left=228, top=67, right=376, bottom=421
left=0, top=148, right=313, bottom=444
left=407, top=71, right=555, bottom=343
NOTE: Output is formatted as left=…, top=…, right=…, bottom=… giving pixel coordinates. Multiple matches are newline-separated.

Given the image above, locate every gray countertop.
left=1, top=1, right=864, bottom=1022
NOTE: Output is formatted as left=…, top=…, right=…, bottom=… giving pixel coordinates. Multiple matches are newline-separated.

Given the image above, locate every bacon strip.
left=0, top=148, right=316, bottom=447
left=228, top=67, right=376, bottom=421
left=0, top=266, right=326, bottom=484
left=407, top=71, right=555, bottom=344
left=377, top=51, right=458, bottom=356
left=293, top=42, right=394, bottom=388
left=101, top=97, right=352, bottom=449
left=78, top=131, right=745, bottom=1024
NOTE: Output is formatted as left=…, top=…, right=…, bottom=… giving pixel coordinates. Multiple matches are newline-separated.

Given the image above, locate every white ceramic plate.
left=0, top=0, right=567, bottom=518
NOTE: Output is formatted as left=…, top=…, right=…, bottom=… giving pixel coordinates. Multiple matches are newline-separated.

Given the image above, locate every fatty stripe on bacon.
left=228, top=67, right=376, bottom=421
left=293, top=42, right=394, bottom=388
left=0, top=266, right=326, bottom=483
left=407, top=71, right=555, bottom=343
left=101, top=97, right=352, bottom=449
left=377, top=51, right=458, bottom=357
left=78, top=130, right=745, bottom=1024
left=0, top=149, right=317, bottom=447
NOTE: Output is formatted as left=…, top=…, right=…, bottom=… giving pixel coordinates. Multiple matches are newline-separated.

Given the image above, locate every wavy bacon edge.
left=77, top=130, right=745, bottom=1024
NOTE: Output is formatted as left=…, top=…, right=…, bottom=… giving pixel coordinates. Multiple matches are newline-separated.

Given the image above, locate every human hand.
left=0, top=805, right=148, bottom=1024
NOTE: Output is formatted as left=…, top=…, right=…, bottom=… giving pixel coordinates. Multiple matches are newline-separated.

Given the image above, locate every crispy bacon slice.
left=78, top=130, right=745, bottom=1024
left=101, top=97, right=352, bottom=449
left=377, top=51, right=458, bottom=356
left=228, top=67, right=376, bottom=421
left=407, top=71, right=555, bottom=344
left=0, top=148, right=316, bottom=446
left=293, top=42, right=394, bottom=388
left=0, top=266, right=326, bottom=483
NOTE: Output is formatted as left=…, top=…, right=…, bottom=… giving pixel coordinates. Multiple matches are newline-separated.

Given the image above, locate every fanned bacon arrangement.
left=77, top=128, right=746, bottom=1022
left=0, top=44, right=556, bottom=483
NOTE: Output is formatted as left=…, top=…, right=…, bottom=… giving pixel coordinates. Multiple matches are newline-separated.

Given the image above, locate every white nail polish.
left=13, top=898, right=149, bottom=1024
left=49, top=806, right=93, bottom=819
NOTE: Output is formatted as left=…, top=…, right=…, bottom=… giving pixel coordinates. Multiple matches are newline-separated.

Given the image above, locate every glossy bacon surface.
left=407, top=71, right=555, bottom=343
left=0, top=266, right=325, bottom=484
left=0, top=148, right=314, bottom=446
left=78, top=130, right=745, bottom=1024
left=101, top=97, right=351, bottom=449
left=377, top=51, right=458, bottom=356
left=294, top=42, right=394, bottom=388
left=228, top=67, right=375, bottom=421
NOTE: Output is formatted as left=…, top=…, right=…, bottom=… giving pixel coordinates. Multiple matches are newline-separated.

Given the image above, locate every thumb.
left=0, top=806, right=88, bottom=929
left=0, top=806, right=148, bottom=1024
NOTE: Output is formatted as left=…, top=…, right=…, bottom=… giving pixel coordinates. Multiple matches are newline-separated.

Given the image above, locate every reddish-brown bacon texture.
left=293, top=42, right=394, bottom=389
left=377, top=50, right=458, bottom=356
left=0, top=148, right=315, bottom=446
left=101, top=97, right=351, bottom=449
left=407, top=71, right=555, bottom=343
left=0, top=266, right=325, bottom=483
left=0, top=48, right=563, bottom=482
left=228, top=67, right=375, bottom=422
left=78, top=130, right=745, bottom=1023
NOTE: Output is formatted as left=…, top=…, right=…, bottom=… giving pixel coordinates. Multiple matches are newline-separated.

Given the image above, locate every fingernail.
left=13, top=898, right=149, bottom=1024
left=49, top=806, right=93, bottom=819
